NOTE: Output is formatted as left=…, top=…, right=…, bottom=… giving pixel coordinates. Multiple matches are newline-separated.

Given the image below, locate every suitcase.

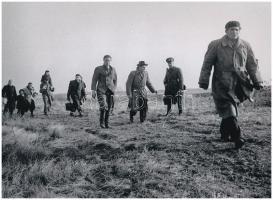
left=65, top=102, right=76, bottom=112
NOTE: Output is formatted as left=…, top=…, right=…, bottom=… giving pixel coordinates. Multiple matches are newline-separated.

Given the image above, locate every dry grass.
left=2, top=87, right=271, bottom=198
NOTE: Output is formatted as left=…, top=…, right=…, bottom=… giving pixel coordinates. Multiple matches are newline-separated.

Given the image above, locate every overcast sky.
left=2, top=2, right=271, bottom=93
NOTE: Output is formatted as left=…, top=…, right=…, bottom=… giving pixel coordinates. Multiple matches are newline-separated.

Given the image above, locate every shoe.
left=70, top=112, right=74, bottom=116
left=235, top=139, right=245, bottom=149
left=105, top=111, right=110, bottom=128
left=179, top=110, right=182, bottom=115
left=79, top=112, right=83, bottom=117
left=100, top=123, right=105, bottom=128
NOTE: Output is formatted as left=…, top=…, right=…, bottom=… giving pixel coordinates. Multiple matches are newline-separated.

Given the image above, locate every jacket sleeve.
left=146, top=72, right=156, bottom=93
left=91, top=67, right=99, bottom=91
left=14, top=87, right=17, bottom=98
left=177, top=68, right=184, bottom=90
left=163, top=69, right=168, bottom=85
left=245, top=43, right=263, bottom=84
left=82, top=82, right=86, bottom=97
left=67, top=81, right=72, bottom=99
left=113, top=68, right=117, bottom=90
left=126, top=71, right=134, bottom=97
left=2, top=86, right=6, bottom=98
left=198, top=41, right=217, bottom=86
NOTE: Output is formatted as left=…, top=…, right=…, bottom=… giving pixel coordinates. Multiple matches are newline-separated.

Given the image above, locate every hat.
left=225, top=21, right=241, bottom=30
left=166, top=57, right=174, bottom=63
left=137, top=61, right=148, bottom=67
left=45, top=70, right=49, bottom=73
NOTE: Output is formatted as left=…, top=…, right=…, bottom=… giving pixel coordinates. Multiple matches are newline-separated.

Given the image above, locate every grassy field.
left=2, top=87, right=271, bottom=198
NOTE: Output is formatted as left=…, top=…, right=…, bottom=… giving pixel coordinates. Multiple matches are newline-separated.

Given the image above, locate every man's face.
left=103, top=57, right=111, bottom=66
left=75, top=76, right=81, bottom=82
left=28, top=83, right=33, bottom=88
left=20, top=91, right=24, bottom=96
left=138, top=65, right=146, bottom=72
left=226, top=27, right=240, bottom=40
left=45, top=72, right=50, bottom=76
left=8, top=80, right=12, bottom=86
left=167, top=61, right=173, bottom=67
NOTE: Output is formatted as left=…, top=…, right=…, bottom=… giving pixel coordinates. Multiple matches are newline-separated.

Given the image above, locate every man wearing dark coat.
left=91, top=55, right=117, bottom=128
left=16, top=89, right=29, bottom=117
left=2, top=80, right=17, bottom=117
left=67, top=74, right=86, bottom=117
left=198, top=21, right=263, bottom=149
left=163, top=57, right=184, bottom=116
left=126, top=61, right=157, bottom=123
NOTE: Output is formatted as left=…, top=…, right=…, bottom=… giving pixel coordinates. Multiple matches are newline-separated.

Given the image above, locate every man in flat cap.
left=163, top=57, right=184, bottom=116
left=2, top=79, right=17, bottom=117
left=198, top=20, right=263, bottom=149
left=67, top=74, right=86, bottom=117
left=91, top=55, right=117, bottom=128
left=126, top=61, right=157, bottom=123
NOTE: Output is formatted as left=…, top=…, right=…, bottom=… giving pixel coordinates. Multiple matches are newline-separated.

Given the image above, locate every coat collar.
left=221, top=35, right=244, bottom=49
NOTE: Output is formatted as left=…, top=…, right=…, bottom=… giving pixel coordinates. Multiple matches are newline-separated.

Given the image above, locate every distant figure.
left=22, top=82, right=38, bottom=117
left=16, top=89, right=29, bottom=117
left=41, top=70, right=53, bottom=88
left=126, top=61, right=157, bottom=123
left=163, top=57, right=184, bottom=116
left=67, top=74, right=86, bottom=117
left=91, top=55, right=117, bottom=128
left=2, top=80, right=17, bottom=117
left=40, top=80, right=54, bottom=115
left=198, top=21, right=263, bottom=149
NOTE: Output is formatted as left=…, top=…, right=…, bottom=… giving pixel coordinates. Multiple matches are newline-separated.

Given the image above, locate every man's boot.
left=105, top=110, right=110, bottom=128
left=100, top=110, right=105, bottom=128
left=130, top=111, right=134, bottom=123
left=179, top=110, right=182, bottom=115
left=234, top=126, right=245, bottom=149
left=220, top=118, right=230, bottom=142
left=165, top=104, right=171, bottom=116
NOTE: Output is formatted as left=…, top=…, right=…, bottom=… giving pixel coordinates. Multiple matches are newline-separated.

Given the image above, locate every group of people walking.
left=2, top=70, right=54, bottom=117
left=2, top=21, right=263, bottom=149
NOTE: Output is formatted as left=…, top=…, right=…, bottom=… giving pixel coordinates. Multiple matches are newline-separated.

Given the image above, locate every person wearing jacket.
left=91, top=55, right=117, bottom=128
left=198, top=21, right=263, bottom=149
left=163, top=57, right=184, bottom=116
left=22, top=82, right=38, bottom=117
left=16, top=89, right=29, bottom=117
left=67, top=74, right=86, bottom=117
left=126, top=61, right=157, bottom=123
left=2, top=80, right=17, bottom=117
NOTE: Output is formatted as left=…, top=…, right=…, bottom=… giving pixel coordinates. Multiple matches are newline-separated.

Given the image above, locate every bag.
left=2, top=97, right=7, bottom=105
left=65, top=102, right=76, bottom=112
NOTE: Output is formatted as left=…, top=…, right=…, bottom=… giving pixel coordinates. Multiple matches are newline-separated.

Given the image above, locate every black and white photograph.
left=2, top=1, right=271, bottom=198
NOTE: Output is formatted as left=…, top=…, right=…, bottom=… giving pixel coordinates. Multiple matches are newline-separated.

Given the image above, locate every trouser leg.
left=130, top=110, right=137, bottom=122
left=140, top=98, right=148, bottom=122
left=43, top=95, right=48, bottom=115
left=177, top=95, right=183, bottom=115
left=30, top=100, right=35, bottom=116
left=222, top=116, right=244, bottom=149
left=105, top=90, right=114, bottom=128
left=100, top=109, right=105, bottom=128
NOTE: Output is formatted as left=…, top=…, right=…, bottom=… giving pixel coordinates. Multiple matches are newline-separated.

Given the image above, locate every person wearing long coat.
left=163, top=57, right=184, bottom=116
left=126, top=61, right=157, bottom=123
left=67, top=74, right=86, bottom=117
left=2, top=80, right=17, bottom=117
left=198, top=21, right=263, bottom=149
